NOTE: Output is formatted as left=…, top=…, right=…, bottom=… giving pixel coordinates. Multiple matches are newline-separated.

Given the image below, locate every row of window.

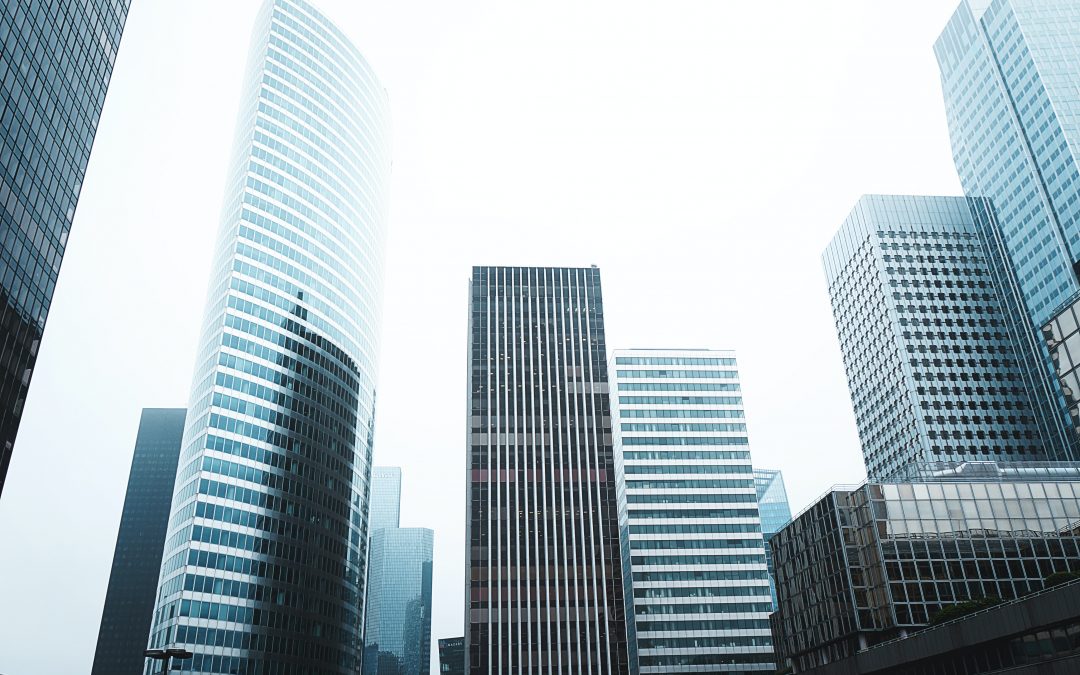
left=614, top=356, right=736, bottom=366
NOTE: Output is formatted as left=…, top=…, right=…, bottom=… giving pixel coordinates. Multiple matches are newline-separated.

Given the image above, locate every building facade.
left=1043, top=295, right=1080, bottom=445
left=823, top=195, right=1052, bottom=481
left=785, top=577, right=1080, bottom=675
left=439, top=638, right=464, bottom=675
left=370, top=466, right=402, bottom=534
left=0, top=0, right=131, bottom=498
left=362, top=528, right=434, bottom=675
left=465, top=266, right=630, bottom=674
left=754, top=469, right=792, bottom=609
left=611, top=349, right=775, bottom=674
left=145, top=1, right=391, bottom=673
left=769, top=462, right=1080, bottom=672
left=935, top=0, right=1080, bottom=459
left=92, top=409, right=187, bottom=675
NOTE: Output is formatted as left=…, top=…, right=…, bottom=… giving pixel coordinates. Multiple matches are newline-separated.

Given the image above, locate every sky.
left=0, top=1, right=966, bottom=672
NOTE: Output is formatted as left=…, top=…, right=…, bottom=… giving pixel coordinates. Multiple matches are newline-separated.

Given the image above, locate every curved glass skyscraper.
left=146, top=1, right=390, bottom=673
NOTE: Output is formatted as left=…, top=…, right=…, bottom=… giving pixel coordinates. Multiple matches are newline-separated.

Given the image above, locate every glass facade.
left=611, top=349, right=775, bottom=674
left=438, top=637, right=464, bottom=675
left=1043, top=295, right=1080, bottom=444
left=935, top=0, right=1080, bottom=459
left=92, top=409, right=187, bottom=675
left=370, top=466, right=402, bottom=534
left=754, top=469, right=791, bottom=610
left=0, top=0, right=131, bottom=498
left=145, top=1, right=391, bottom=673
left=823, top=195, right=1052, bottom=481
left=770, top=461, right=1080, bottom=672
left=362, top=528, right=434, bottom=675
left=466, top=266, right=630, bottom=674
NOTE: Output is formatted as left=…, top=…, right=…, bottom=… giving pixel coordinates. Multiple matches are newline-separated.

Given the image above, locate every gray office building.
left=823, top=195, right=1053, bottom=481
left=91, top=409, right=186, bottom=675
left=370, top=466, right=402, bottom=534
left=144, top=1, right=392, bottom=673
left=466, top=266, right=630, bottom=674
left=755, top=469, right=792, bottom=610
left=769, top=461, right=1080, bottom=673
left=363, top=528, right=434, bottom=675
left=935, top=0, right=1080, bottom=459
left=0, top=0, right=131, bottom=498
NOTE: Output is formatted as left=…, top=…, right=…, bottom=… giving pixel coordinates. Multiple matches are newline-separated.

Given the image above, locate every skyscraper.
left=466, top=266, right=629, bottom=674
left=362, top=527, right=434, bottom=675
left=362, top=467, right=434, bottom=675
left=145, top=1, right=391, bottom=672
left=92, top=408, right=186, bottom=675
left=0, top=0, right=131, bottom=498
left=370, top=466, right=402, bottom=534
left=754, top=468, right=791, bottom=610
left=611, top=349, right=776, bottom=674
left=935, top=0, right=1080, bottom=458
left=823, top=195, right=1052, bottom=480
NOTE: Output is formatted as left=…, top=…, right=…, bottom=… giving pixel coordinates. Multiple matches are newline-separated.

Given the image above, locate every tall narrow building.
left=823, top=195, right=1052, bottom=480
left=0, top=0, right=131, bottom=498
left=753, top=468, right=791, bottom=610
left=466, top=266, right=629, bottom=674
left=363, top=466, right=434, bottom=675
left=363, top=527, right=434, bottom=675
left=92, top=409, right=186, bottom=675
left=145, top=1, right=391, bottom=673
left=611, top=349, right=776, bottom=674
left=935, top=0, right=1080, bottom=458
left=370, top=466, right=402, bottom=534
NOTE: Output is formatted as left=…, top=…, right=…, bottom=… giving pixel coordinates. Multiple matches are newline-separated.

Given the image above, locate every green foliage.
left=928, top=597, right=1002, bottom=626
left=1044, top=571, right=1080, bottom=588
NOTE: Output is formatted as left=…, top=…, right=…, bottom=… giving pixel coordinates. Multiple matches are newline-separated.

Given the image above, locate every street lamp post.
left=144, top=647, right=193, bottom=674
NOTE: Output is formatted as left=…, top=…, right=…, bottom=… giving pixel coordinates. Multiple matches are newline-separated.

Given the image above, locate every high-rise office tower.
left=466, top=266, right=629, bottom=674
left=611, top=349, right=776, bottom=674
left=0, top=0, right=131, bottom=498
left=145, top=1, right=391, bottom=672
left=92, top=409, right=186, bottom=675
left=823, top=195, right=1052, bottom=481
left=754, top=468, right=791, bottom=610
left=935, top=0, right=1080, bottom=458
left=362, top=527, right=434, bottom=675
left=370, top=466, right=402, bottom=534
left=362, top=466, right=434, bottom=675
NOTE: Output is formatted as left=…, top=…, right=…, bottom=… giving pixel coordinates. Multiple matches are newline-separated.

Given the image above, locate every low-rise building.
left=786, top=577, right=1080, bottom=675
left=770, top=461, right=1080, bottom=672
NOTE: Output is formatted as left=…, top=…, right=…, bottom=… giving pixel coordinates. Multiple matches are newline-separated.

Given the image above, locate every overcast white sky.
left=0, top=1, right=965, bottom=672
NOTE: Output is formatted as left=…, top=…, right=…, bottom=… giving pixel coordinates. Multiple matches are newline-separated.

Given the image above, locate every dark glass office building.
left=92, top=408, right=186, bottom=675
left=770, top=461, right=1080, bottom=672
left=466, top=266, right=630, bottom=674
left=439, top=638, right=464, bottom=675
left=0, top=0, right=131, bottom=498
